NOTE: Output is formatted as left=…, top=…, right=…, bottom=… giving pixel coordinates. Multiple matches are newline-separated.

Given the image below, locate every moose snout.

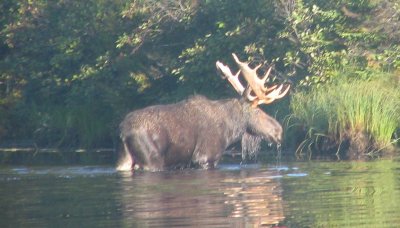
left=269, top=131, right=282, bottom=145
left=268, top=124, right=283, bottom=145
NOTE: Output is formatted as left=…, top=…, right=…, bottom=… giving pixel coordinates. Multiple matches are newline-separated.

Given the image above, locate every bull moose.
left=117, top=53, right=290, bottom=171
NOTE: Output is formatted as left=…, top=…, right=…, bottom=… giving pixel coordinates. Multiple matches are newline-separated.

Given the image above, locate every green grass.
left=32, top=103, right=114, bottom=149
left=290, top=71, right=400, bottom=156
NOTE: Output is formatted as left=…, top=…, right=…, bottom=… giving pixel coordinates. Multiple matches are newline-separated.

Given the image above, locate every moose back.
left=117, top=54, right=289, bottom=171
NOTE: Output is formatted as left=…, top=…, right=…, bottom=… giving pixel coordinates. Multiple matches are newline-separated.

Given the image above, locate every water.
left=1, top=159, right=400, bottom=227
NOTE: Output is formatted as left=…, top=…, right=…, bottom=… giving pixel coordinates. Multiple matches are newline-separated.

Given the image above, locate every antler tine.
left=261, top=84, right=291, bottom=105
left=260, top=67, right=272, bottom=89
left=216, top=61, right=245, bottom=95
left=267, top=84, right=290, bottom=99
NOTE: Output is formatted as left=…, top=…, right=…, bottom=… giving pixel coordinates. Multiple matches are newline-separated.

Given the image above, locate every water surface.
left=1, top=159, right=400, bottom=227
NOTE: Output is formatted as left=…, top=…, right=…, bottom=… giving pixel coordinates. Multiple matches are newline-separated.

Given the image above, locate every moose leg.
left=116, top=139, right=134, bottom=171
left=199, top=161, right=217, bottom=169
left=192, top=144, right=223, bottom=169
left=129, top=131, right=166, bottom=171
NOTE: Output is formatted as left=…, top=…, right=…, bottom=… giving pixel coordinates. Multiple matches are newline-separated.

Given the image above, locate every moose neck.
left=216, top=98, right=252, bottom=144
left=215, top=99, right=247, bottom=144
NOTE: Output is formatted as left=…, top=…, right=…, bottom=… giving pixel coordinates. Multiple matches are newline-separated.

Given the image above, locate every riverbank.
left=289, top=71, right=400, bottom=159
left=0, top=148, right=116, bottom=165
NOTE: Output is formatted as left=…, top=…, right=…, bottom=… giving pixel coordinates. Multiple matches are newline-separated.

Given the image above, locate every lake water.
left=1, top=159, right=400, bottom=227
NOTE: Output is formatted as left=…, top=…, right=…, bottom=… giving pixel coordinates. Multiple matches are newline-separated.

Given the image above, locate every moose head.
left=216, top=53, right=290, bottom=159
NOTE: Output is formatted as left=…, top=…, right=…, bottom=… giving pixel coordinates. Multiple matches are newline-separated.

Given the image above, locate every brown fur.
left=117, top=95, right=283, bottom=171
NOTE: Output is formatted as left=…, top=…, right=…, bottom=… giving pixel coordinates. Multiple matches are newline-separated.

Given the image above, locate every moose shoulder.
left=117, top=53, right=290, bottom=171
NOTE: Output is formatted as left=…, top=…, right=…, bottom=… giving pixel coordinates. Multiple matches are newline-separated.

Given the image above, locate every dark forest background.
left=0, top=0, right=399, bottom=155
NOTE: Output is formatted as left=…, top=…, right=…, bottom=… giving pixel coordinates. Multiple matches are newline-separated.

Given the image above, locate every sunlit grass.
left=290, top=71, right=400, bottom=156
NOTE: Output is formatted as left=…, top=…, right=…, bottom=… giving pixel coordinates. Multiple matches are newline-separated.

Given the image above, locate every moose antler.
left=215, top=60, right=245, bottom=95
left=216, top=53, right=290, bottom=106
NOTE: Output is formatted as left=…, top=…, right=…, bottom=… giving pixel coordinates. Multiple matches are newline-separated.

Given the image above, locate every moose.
left=117, top=53, right=290, bottom=171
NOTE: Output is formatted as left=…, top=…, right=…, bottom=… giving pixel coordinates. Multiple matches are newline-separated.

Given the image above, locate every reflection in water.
left=222, top=172, right=284, bottom=226
left=1, top=160, right=400, bottom=227
left=0, top=166, right=123, bottom=227
left=118, top=167, right=285, bottom=227
left=282, top=160, right=400, bottom=227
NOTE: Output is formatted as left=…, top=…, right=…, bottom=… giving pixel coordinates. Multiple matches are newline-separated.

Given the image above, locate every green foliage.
left=0, top=0, right=399, bottom=151
left=290, top=70, right=400, bottom=156
left=278, top=0, right=400, bottom=86
left=32, top=104, right=113, bottom=148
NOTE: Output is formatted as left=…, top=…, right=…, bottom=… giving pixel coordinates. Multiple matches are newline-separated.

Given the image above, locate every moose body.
left=117, top=53, right=290, bottom=171
left=117, top=95, right=283, bottom=171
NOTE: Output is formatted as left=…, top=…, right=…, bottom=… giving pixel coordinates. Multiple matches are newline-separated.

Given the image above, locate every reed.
left=290, top=72, right=400, bottom=157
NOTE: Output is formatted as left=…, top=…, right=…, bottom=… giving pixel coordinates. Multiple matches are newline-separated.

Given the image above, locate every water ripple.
left=0, top=159, right=400, bottom=227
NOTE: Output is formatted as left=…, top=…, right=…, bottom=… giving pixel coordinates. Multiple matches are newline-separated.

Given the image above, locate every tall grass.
left=32, top=104, right=114, bottom=148
left=290, top=72, right=400, bottom=156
